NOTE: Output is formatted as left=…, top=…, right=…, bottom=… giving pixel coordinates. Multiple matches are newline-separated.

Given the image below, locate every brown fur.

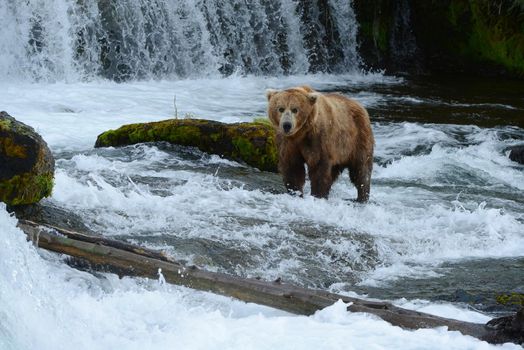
left=266, top=86, right=374, bottom=202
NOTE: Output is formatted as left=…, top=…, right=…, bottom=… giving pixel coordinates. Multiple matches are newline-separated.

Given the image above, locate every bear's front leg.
left=280, top=156, right=306, bottom=196
left=308, top=161, right=333, bottom=199
left=355, top=172, right=371, bottom=203
left=349, top=158, right=372, bottom=203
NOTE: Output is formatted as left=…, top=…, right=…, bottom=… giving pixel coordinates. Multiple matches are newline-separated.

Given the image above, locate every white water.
left=1, top=207, right=520, bottom=350
left=1, top=75, right=523, bottom=348
left=0, top=0, right=360, bottom=81
left=1, top=0, right=524, bottom=347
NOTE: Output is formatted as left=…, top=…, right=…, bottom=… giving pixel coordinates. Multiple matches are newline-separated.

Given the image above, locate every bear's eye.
left=291, top=108, right=298, bottom=114
left=278, top=107, right=285, bottom=113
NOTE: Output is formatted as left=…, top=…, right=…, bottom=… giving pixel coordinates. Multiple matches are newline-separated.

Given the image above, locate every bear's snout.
left=280, top=111, right=295, bottom=134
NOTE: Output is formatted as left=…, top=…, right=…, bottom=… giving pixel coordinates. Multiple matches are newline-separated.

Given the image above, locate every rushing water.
left=3, top=73, right=524, bottom=300
left=0, top=0, right=359, bottom=81
left=1, top=0, right=524, bottom=348
left=2, top=74, right=523, bottom=349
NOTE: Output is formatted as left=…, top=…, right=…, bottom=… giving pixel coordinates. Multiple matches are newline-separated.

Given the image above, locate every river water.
left=2, top=73, right=523, bottom=317
left=1, top=0, right=524, bottom=348
left=2, top=74, right=524, bottom=350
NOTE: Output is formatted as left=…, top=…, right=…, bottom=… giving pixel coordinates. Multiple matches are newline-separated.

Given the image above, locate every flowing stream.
left=3, top=74, right=523, bottom=314
left=1, top=1, right=523, bottom=349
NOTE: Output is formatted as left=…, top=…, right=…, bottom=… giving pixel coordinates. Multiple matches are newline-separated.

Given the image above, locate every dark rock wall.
left=353, top=0, right=524, bottom=78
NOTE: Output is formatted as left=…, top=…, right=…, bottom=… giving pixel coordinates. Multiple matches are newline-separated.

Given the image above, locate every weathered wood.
left=17, top=220, right=523, bottom=345
left=20, top=219, right=172, bottom=263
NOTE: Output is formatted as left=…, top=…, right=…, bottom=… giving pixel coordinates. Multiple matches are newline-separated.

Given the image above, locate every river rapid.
left=1, top=1, right=523, bottom=347
left=1, top=73, right=523, bottom=349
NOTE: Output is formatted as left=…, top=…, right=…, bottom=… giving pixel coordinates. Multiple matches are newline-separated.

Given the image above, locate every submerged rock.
left=508, top=145, right=524, bottom=165
left=0, top=112, right=54, bottom=206
left=95, top=118, right=278, bottom=172
left=485, top=307, right=524, bottom=345
left=10, top=202, right=95, bottom=235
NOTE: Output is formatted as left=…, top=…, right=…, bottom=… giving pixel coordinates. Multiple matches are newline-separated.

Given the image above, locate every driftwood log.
left=17, top=219, right=523, bottom=345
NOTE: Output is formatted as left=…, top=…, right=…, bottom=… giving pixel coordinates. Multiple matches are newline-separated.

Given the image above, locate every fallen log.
left=94, top=118, right=278, bottom=172
left=17, top=219, right=523, bottom=345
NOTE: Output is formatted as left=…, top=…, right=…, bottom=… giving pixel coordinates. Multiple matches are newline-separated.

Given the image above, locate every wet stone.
left=508, top=145, right=524, bottom=165
left=0, top=111, right=55, bottom=206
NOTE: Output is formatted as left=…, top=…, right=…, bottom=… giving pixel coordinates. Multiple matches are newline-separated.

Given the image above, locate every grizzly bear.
left=266, top=86, right=374, bottom=202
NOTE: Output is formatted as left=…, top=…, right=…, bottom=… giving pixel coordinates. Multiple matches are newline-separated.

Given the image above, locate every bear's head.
left=266, top=86, right=319, bottom=137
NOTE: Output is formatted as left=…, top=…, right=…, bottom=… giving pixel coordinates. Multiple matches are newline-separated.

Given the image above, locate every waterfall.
left=0, top=0, right=361, bottom=82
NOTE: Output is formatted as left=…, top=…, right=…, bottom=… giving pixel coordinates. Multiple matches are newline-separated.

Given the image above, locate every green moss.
left=232, top=136, right=257, bottom=160
left=96, top=118, right=279, bottom=172
left=0, top=136, right=27, bottom=158
left=359, top=15, right=389, bottom=52
left=253, top=117, right=271, bottom=126
left=496, top=292, right=524, bottom=306
left=166, top=125, right=202, bottom=145
left=95, top=129, right=125, bottom=147
left=442, top=0, right=524, bottom=76
left=210, top=132, right=221, bottom=142
left=353, top=0, right=391, bottom=55
left=0, top=114, right=38, bottom=136
left=467, top=2, right=524, bottom=75
left=0, top=118, right=12, bottom=130
left=0, top=171, right=53, bottom=206
left=35, top=173, right=54, bottom=198
left=230, top=124, right=278, bottom=172
left=128, top=125, right=155, bottom=143
left=259, top=133, right=278, bottom=171
left=0, top=113, right=55, bottom=206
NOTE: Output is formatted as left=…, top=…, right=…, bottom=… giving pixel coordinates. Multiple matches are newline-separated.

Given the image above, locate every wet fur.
left=267, top=86, right=374, bottom=202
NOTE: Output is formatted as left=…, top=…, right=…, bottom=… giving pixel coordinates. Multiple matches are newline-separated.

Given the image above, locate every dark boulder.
left=508, top=145, right=524, bottom=165
left=0, top=112, right=54, bottom=206
left=485, top=307, right=524, bottom=345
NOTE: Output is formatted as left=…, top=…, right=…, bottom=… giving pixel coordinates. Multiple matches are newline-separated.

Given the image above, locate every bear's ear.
left=307, top=92, right=320, bottom=105
left=299, top=85, right=314, bottom=93
left=266, top=89, right=279, bottom=101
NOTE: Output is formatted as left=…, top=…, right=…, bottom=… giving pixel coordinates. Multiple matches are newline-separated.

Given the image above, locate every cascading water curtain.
left=0, top=0, right=361, bottom=82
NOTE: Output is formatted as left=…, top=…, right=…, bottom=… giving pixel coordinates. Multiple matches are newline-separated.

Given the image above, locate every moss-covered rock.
left=95, top=118, right=278, bottom=172
left=0, top=112, right=54, bottom=206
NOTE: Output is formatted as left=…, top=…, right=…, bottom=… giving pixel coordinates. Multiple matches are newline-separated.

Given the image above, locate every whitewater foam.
left=1, top=206, right=520, bottom=349
left=0, top=0, right=364, bottom=81
left=1, top=1, right=522, bottom=347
